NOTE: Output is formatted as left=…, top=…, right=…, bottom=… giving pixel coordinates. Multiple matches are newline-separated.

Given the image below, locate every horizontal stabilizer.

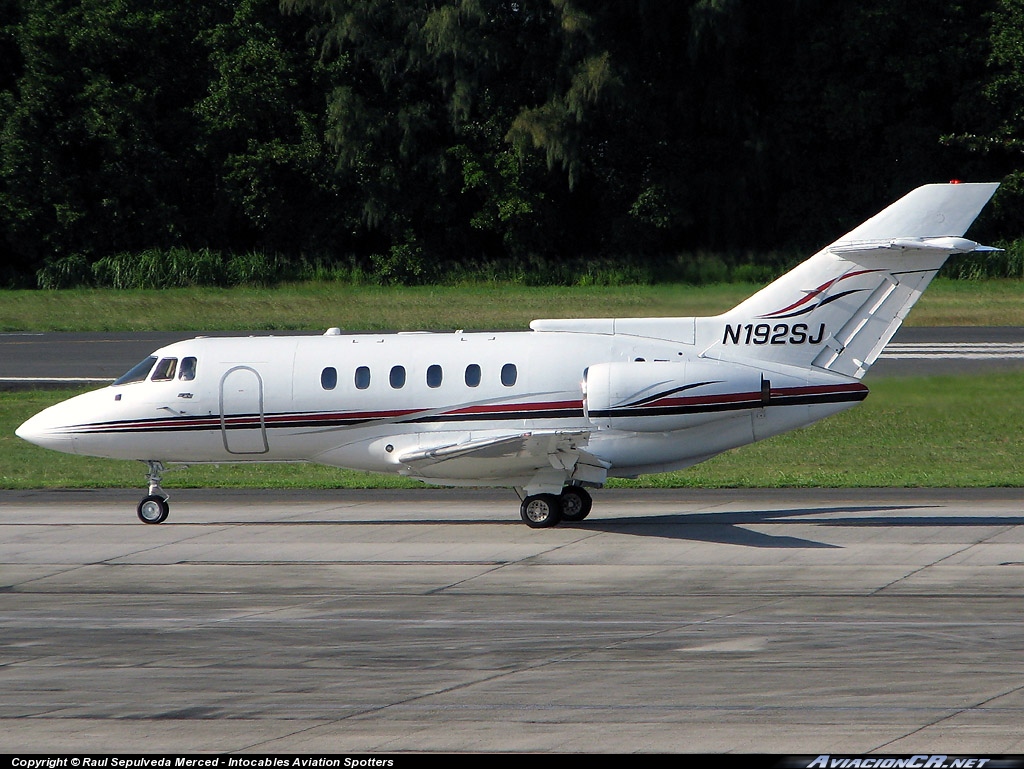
left=829, top=236, right=998, bottom=257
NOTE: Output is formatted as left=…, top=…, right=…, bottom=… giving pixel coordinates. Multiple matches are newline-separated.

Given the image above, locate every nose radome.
left=14, top=417, right=34, bottom=441
left=14, top=395, right=91, bottom=454
left=16, top=385, right=134, bottom=456
left=16, top=408, right=49, bottom=442
left=16, top=408, right=76, bottom=453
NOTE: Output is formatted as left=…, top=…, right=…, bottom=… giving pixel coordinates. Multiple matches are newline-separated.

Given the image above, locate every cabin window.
left=390, top=365, right=406, bottom=389
left=501, top=363, right=517, bottom=387
left=113, top=356, right=157, bottom=386
left=321, top=367, right=337, bottom=390
left=179, top=357, right=197, bottom=381
left=465, top=363, right=481, bottom=388
left=426, top=364, right=442, bottom=388
left=355, top=366, right=371, bottom=390
left=151, top=358, right=177, bottom=381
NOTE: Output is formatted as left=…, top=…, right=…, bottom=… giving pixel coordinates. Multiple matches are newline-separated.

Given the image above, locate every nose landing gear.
left=137, top=461, right=170, bottom=524
left=137, top=494, right=169, bottom=524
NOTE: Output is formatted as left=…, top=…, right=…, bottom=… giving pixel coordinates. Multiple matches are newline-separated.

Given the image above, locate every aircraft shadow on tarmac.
left=565, top=505, right=1024, bottom=548
left=562, top=505, right=918, bottom=548
left=190, top=503, right=1024, bottom=549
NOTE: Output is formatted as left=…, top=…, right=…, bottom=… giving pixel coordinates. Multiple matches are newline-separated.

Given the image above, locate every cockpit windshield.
left=151, top=357, right=177, bottom=381
left=113, top=356, right=157, bottom=386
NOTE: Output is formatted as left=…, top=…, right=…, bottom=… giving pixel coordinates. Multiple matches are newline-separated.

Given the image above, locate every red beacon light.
left=949, top=179, right=962, bottom=184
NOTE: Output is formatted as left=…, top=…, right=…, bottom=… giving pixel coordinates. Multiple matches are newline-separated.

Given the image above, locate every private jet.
left=17, top=182, right=999, bottom=527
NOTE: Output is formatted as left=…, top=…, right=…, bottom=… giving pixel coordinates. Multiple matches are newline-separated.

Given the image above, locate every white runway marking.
left=0, top=376, right=113, bottom=383
left=881, top=342, right=1024, bottom=360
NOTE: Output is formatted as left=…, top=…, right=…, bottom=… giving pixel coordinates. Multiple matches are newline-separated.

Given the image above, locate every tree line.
left=2, top=0, right=1023, bottom=288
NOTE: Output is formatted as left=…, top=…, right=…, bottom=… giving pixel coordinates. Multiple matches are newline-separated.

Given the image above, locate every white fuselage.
left=18, top=325, right=867, bottom=488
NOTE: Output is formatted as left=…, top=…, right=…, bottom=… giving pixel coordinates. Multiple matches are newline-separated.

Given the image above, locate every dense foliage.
left=1, top=0, right=1022, bottom=287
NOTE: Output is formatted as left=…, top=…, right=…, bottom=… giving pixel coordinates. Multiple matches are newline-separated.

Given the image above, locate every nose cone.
left=15, top=388, right=119, bottom=455
left=16, top=404, right=79, bottom=454
left=14, top=415, right=36, bottom=442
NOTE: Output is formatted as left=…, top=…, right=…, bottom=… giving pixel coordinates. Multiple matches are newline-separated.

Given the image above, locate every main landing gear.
left=137, top=461, right=170, bottom=524
left=130, top=463, right=593, bottom=529
left=519, top=486, right=593, bottom=529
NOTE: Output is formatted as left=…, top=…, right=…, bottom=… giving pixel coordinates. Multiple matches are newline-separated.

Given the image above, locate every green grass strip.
left=2, top=279, right=1023, bottom=332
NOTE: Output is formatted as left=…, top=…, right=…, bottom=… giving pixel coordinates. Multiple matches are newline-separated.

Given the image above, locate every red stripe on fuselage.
left=61, top=384, right=866, bottom=435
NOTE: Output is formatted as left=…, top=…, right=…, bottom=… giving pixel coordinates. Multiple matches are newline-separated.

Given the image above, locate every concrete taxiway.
left=2, top=487, right=1023, bottom=753
left=3, top=327, right=1024, bottom=387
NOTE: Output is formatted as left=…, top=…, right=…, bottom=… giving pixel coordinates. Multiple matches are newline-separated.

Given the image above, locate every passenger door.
left=219, top=366, right=269, bottom=454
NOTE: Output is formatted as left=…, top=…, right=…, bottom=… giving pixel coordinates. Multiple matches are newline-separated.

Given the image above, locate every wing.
left=396, top=430, right=609, bottom=493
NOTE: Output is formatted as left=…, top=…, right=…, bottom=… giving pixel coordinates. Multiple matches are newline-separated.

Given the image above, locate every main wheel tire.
left=559, top=486, right=593, bottom=522
left=520, top=494, right=563, bottom=528
left=137, top=495, right=170, bottom=524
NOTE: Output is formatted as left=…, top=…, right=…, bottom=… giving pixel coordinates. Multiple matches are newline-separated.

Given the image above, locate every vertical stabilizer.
left=708, top=183, right=999, bottom=378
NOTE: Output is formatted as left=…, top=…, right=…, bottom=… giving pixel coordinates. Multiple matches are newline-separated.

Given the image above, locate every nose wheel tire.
left=137, top=495, right=170, bottom=524
left=559, top=486, right=593, bottom=522
left=520, top=494, right=563, bottom=528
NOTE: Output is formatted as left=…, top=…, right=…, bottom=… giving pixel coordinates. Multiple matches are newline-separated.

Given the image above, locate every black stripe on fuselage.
left=58, top=386, right=866, bottom=437
left=588, top=386, right=868, bottom=420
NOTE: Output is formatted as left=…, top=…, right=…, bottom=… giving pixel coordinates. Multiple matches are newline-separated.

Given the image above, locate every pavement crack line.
left=873, top=680, right=1024, bottom=753
left=3, top=523, right=246, bottom=591
left=870, top=525, right=1016, bottom=595
left=424, top=528, right=607, bottom=594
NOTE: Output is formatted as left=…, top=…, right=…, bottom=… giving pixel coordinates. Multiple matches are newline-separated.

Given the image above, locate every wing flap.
left=396, top=430, right=608, bottom=488
left=398, top=432, right=538, bottom=465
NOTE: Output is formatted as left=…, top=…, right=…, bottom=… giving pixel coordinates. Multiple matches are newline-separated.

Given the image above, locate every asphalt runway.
left=3, top=487, right=1024, bottom=753
left=3, top=327, right=1024, bottom=386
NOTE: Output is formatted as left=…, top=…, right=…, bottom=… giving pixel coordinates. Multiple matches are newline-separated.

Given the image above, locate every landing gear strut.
left=137, top=461, right=170, bottom=524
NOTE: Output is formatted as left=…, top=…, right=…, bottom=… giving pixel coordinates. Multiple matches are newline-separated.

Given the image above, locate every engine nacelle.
left=584, top=360, right=767, bottom=432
